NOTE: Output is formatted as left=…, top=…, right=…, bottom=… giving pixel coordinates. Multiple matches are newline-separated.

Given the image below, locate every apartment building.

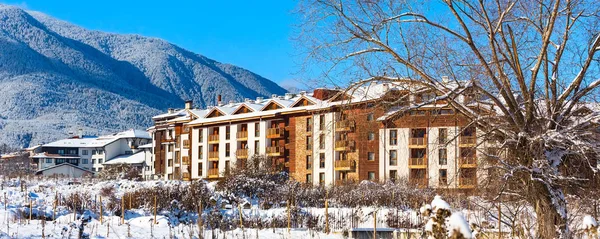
left=150, top=81, right=488, bottom=188
left=31, top=129, right=152, bottom=177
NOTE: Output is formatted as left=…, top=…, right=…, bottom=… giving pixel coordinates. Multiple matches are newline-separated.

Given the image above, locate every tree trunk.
left=530, top=181, right=569, bottom=238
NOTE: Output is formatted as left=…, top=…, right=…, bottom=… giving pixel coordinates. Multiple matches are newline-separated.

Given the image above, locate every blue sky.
left=1, top=0, right=300, bottom=87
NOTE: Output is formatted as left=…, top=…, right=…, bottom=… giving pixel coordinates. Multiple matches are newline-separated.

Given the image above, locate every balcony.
left=182, top=172, right=190, bottom=181
left=237, top=131, right=248, bottom=140
left=236, top=149, right=248, bottom=159
left=208, top=168, right=220, bottom=178
left=409, top=137, right=427, bottom=148
left=334, top=160, right=355, bottom=171
left=409, top=178, right=428, bottom=188
left=183, top=140, right=190, bottom=149
left=334, top=140, right=355, bottom=151
left=266, top=146, right=285, bottom=157
left=208, top=151, right=219, bottom=161
left=182, top=156, right=190, bottom=165
left=459, top=177, right=477, bottom=189
left=335, top=179, right=354, bottom=186
left=459, top=136, right=476, bottom=147
left=409, top=157, right=427, bottom=168
left=162, top=137, right=175, bottom=143
left=459, top=156, right=477, bottom=168
left=335, top=120, right=355, bottom=132
left=266, top=128, right=285, bottom=138
left=208, top=135, right=220, bottom=144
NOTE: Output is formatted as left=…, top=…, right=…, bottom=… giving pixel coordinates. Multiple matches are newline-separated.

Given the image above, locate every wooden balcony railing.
left=459, top=177, right=477, bottom=188
left=208, top=151, right=219, bottom=161
left=409, top=137, right=427, bottom=147
left=459, top=136, right=476, bottom=146
left=183, top=140, right=190, bottom=149
left=182, top=172, right=190, bottom=181
left=335, top=120, right=355, bottom=131
left=208, top=135, right=220, bottom=143
left=162, top=137, right=175, bottom=143
left=409, top=157, right=427, bottom=168
left=236, top=149, right=248, bottom=159
left=334, top=140, right=355, bottom=151
left=266, top=128, right=285, bottom=138
left=266, top=146, right=285, bottom=156
left=334, top=160, right=355, bottom=171
left=459, top=156, right=477, bottom=167
left=237, top=131, right=248, bottom=140
left=208, top=168, right=219, bottom=178
left=182, top=156, right=190, bottom=165
left=409, top=178, right=428, bottom=188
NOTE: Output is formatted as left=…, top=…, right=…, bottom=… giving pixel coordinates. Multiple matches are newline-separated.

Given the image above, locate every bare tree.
left=295, top=0, right=600, bottom=237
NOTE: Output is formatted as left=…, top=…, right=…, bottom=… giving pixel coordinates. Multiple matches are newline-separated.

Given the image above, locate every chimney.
left=271, top=94, right=278, bottom=99
left=185, top=100, right=193, bottom=110
left=78, top=128, right=83, bottom=138
left=217, top=95, right=223, bottom=106
left=442, top=76, right=450, bottom=83
left=168, top=108, right=174, bottom=114
left=256, top=97, right=264, bottom=104
left=284, top=93, right=294, bottom=100
left=244, top=98, right=250, bottom=103
left=228, top=100, right=235, bottom=106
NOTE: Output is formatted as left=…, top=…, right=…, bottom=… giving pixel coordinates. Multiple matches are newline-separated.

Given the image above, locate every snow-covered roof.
left=138, top=143, right=153, bottom=149
left=42, top=129, right=150, bottom=148
left=34, top=163, right=94, bottom=175
left=32, top=153, right=80, bottom=159
left=103, top=151, right=146, bottom=165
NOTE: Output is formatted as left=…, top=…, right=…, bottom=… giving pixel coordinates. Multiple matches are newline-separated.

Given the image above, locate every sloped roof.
left=103, top=151, right=146, bottom=165
left=34, top=163, right=94, bottom=175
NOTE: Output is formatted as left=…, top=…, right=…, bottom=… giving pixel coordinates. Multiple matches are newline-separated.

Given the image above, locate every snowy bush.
left=423, top=195, right=472, bottom=239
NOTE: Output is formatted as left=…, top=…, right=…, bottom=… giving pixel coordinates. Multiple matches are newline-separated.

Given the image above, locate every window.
left=82, top=150, right=88, bottom=155
left=368, top=132, right=375, bottom=141
left=439, top=128, right=447, bottom=144
left=254, top=140, right=260, bottom=154
left=255, top=123, right=260, bottom=137
left=389, top=130, right=397, bottom=145
left=98, top=150, right=104, bottom=155
left=319, top=115, right=325, bottom=130
left=390, top=170, right=397, bottom=182
left=367, top=113, right=374, bottom=121
left=92, top=150, right=97, bottom=155
left=46, top=158, right=52, bottom=164
left=198, top=163, right=203, bottom=176
left=226, top=126, right=230, bottom=140
left=306, top=136, right=313, bottom=150
left=225, top=161, right=230, bottom=172
left=168, top=159, right=173, bottom=167
left=306, top=117, right=312, bottom=131
left=58, top=149, right=65, bottom=155
left=439, top=149, right=447, bottom=165
left=225, top=143, right=230, bottom=157
left=389, top=150, right=397, bottom=166
left=368, top=171, right=376, bottom=181
left=306, top=155, right=312, bottom=169
left=319, top=173, right=325, bottom=185
left=198, top=146, right=203, bottom=159
left=319, top=153, right=325, bottom=168
left=306, top=174, right=312, bottom=184
left=439, top=169, right=448, bottom=185
left=68, top=149, right=76, bottom=155
left=319, top=134, right=325, bottom=149
left=98, top=159, right=103, bottom=163
left=199, top=129, right=203, bottom=143
left=82, top=159, right=88, bottom=164
left=92, top=159, right=96, bottom=164
left=368, top=152, right=375, bottom=161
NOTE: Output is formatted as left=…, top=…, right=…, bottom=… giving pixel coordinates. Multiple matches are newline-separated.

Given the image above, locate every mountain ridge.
left=0, top=4, right=286, bottom=148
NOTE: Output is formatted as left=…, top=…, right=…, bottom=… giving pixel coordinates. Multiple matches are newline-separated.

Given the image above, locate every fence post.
left=99, top=196, right=103, bottom=224
left=287, top=200, right=291, bottom=234
left=373, top=210, right=377, bottom=239
left=153, top=195, right=157, bottom=224
left=128, top=193, right=132, bottom=210
left=28, top=200, right=32, bottom=224
left=121, top=196, right=125, bottom=225
left=325, top=191, right=329, bottom=234
left=498, top=203, right=501, bottom=239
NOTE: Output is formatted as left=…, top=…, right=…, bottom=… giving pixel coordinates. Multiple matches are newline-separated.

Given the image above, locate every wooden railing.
left=266, top=146, right=284, bottom=156
left=182, top=156, right=190, bottom=165
left=208, top=151, right=219, bottom=160
left=459, top=177, right=477, bottom=187
left=409, top=157, right=427, bottom=167
left=409, top=137, right=426, bottom=146
left=459, top=156, right=477, bottom=166
left=236, top=149, right=248, bottom=159
left=208, top=135, right=220, bottom=143
left=267, top=128, right=285, bottom=138
left=183, top=140, right=190, bottom=149
left=208, top=168, right=219, bottom=178
left=334, top=160, right=355, bottom=170
left=459, top=136, right=476, bottom=145
left=334, top=140, right=355, bottom=151
left=237, top=131, right=248, bottom=139
left=335, top=120, right=355, bottom=131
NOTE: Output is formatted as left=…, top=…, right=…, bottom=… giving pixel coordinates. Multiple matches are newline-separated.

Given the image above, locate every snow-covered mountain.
left=0, top=4, right=287, bottom=148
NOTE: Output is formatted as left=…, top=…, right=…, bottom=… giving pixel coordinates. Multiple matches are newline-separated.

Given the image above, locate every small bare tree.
left=296, top=0, right=600, bottom=238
